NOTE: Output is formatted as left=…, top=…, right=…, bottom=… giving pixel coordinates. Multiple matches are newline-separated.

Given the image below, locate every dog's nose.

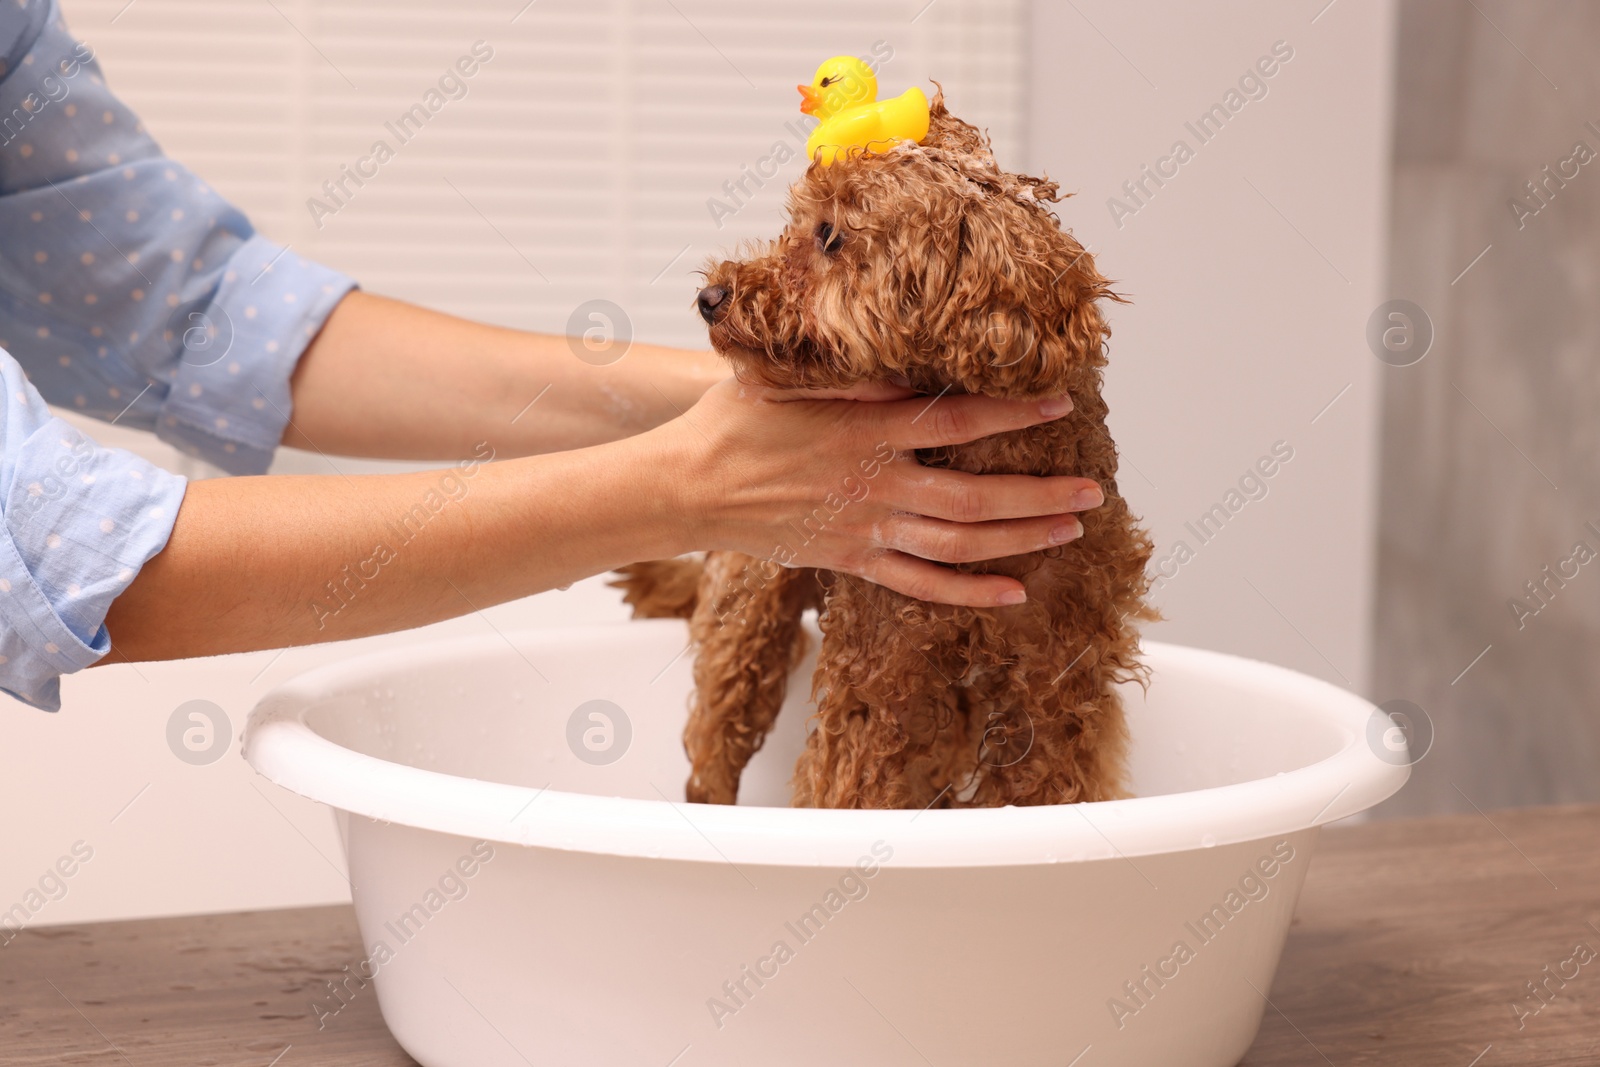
left=696, top=285, right=729, bottom=325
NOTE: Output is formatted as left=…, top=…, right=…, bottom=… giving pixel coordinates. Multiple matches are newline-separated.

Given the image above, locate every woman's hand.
left=103, top=376, right=1099, bottom=663
left=662, top=379, right=1104, bottom=607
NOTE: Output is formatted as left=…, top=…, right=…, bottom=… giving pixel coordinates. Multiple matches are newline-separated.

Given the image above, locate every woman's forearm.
left=105, top=381, right=1106, bottom=663
left=103, top=430, right=695, bottom=662
left=282, top=291, right=725, bottom=460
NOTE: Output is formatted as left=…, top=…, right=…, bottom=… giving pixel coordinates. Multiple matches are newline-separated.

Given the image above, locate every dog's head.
left=697, top=93, right=1117, bottom=397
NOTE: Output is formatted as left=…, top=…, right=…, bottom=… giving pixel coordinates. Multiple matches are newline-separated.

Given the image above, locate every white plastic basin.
left=243, top=619, right=1407, bottom=1066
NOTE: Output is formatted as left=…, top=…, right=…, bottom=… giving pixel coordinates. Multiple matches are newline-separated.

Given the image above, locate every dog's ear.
left=926, top=181, right=1119, bottom=397
left=902, top=104, right=1119, bottom=395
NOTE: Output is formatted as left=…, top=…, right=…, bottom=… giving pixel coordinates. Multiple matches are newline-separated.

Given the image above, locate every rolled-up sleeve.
left=0, top=0, right=361, bottom=709
left=0, top=349, right=186, bottom=710
left=0, top=0, right=357, bottom=475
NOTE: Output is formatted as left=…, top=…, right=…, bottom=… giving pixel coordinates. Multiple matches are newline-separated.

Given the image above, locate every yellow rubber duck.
left=798, top=55, right=930, bottom=166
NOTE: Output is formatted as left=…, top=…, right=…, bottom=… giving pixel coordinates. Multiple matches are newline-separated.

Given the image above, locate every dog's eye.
left=815, top=221, right=845, bottom=255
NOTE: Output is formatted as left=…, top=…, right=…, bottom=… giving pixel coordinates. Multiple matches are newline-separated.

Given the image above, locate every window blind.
left=57, top=0, right=1027, bottom=471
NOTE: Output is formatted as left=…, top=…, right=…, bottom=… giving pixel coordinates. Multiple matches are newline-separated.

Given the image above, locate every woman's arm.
left=103, top=381, right=1099, bottom=662
left=281, top=292, right=726, bottom=460
left=103, top=431, right=693, bottom=661
left=0, top=7, right=716, bottom=472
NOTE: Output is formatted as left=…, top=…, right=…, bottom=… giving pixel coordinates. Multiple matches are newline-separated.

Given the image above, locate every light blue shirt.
left=0, top=0, right=357, bottom=710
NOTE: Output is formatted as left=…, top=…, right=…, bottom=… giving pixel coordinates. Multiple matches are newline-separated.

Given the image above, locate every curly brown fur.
left=611, top=558, right=705, bottom=620
left=621, top=93, right=1155, bottom=808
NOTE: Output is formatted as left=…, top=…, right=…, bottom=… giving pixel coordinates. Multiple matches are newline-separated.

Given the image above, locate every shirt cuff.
left=0, top=417, right=186, bottom=711
left=155, top=235, right=357, bottom=475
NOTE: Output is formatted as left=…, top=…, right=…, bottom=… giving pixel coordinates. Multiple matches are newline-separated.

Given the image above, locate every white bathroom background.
left=6, top=0, right=1393, bottom=923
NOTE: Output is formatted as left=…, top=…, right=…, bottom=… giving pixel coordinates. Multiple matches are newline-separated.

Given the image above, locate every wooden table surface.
left=3, top=805, right=1597, bottom=1066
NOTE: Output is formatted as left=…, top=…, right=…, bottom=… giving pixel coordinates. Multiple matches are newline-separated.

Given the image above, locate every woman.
left=0, top=2, right=1100, bottom=709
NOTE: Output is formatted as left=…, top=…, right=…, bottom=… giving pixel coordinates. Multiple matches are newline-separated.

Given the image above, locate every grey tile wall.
left=1376, top=0, right=1600, bottom=815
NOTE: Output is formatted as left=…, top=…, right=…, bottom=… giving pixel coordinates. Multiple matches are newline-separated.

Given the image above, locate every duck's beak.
left=797, top=83, right=821, bottom=115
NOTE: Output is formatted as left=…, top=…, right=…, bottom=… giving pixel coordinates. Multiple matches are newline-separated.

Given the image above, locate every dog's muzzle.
left=696, top=285, right=729, bottom=325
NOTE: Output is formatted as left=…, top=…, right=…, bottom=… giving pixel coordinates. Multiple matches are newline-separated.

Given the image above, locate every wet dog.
left=614, top=93, right=1154, bottom=809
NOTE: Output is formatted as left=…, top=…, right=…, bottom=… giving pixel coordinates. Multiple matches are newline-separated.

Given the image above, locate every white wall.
left=1030, top=0, right=1395, bottom=693
left=1, top=0, right=1396, bottom=928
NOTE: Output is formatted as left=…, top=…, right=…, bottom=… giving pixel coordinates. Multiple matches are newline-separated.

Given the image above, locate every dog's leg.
left=682, top=552, right=817, bottom=804
left=958, top=666, right=1132, bottom=806
left=609, top=557, right=706, bottom=619
left=795, top=682, right=964, bottom=809
left=792, top=580, right=966, bottom=810
left=957, top=596, right=1146, bottom=806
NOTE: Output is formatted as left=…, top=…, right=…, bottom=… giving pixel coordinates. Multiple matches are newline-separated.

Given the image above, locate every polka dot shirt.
left=0, top=1, right=357, bottom=710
